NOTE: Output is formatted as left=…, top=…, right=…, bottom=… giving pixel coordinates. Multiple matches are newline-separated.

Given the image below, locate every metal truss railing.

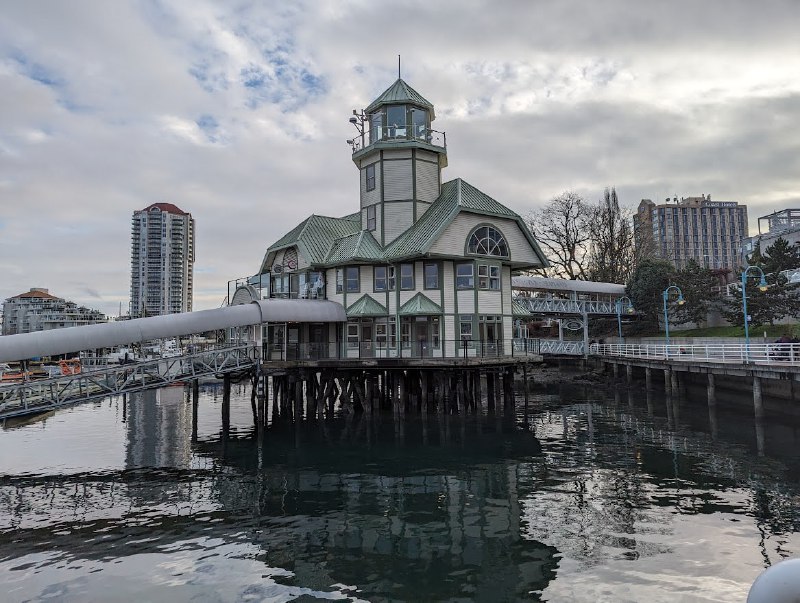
left=513, top=296, right=617, bottom=315
left=591, top=342, right=800, bottom=366
left=0, top=345, right=257, bottom=419
left=537, top=340, right=586, bottom=356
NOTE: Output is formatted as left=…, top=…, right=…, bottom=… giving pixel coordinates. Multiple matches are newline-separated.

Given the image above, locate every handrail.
left=591, top=342, right=800, bottom=366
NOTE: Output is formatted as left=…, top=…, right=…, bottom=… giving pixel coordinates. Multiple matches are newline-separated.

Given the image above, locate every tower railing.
left=351, top=126, right=446, bottom=153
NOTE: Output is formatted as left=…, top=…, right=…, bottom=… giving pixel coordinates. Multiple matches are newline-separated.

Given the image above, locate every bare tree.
left=587, top=187, right=636, bottom=284
left=526, top=192, right=592, bottom=280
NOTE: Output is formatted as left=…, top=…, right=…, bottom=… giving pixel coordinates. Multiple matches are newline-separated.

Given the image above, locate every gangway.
left=0, top=344, right=257, bottom=420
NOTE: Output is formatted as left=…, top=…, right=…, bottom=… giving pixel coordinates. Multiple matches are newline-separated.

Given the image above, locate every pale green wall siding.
left=384, top=202, right=414, bottom=243
left=428, top=214, right=541, bottom=265
left=384, top=160, right=413, bottom=201
left=415, top=160, right=439, bottom=203
left=359, top=158, right=381, bottom=208
left=477, top=291, right=502, bottom=314
left=457, top=290, right=475, bottom=313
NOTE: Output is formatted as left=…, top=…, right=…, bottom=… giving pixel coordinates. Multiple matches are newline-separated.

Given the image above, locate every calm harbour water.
left=1, top=380, right=799, bottom=602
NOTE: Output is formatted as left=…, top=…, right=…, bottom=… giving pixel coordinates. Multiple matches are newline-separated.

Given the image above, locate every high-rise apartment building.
left=130, top=203, right=195, bottom=317
left=634, top=195, right=748, bottom=271
left=2, top=288, right=106, bottom=335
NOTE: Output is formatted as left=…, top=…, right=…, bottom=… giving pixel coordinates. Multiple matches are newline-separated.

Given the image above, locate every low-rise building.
left=2, top=288, right=107, bottom=335
left=741, top=208, right=800, bottom=263
left=235, top=76, right=548, bottom=358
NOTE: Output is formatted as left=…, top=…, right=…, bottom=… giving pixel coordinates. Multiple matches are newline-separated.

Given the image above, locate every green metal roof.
left=512, top=298, right=534, bottom=316
left=399, top=293, right=442, bottom=315
left=365, top=78, right=435, bottom=119
left=261, top=213, right=360, bottom=271
left=326, top=230, right=384, bottom=264
left=385, top=178, right=530, bottom=261
left=346, top=295, right=388, bottom=317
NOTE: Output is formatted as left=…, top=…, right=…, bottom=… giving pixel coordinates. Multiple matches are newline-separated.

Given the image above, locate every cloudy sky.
left=1, top=1, right=799, bottom=315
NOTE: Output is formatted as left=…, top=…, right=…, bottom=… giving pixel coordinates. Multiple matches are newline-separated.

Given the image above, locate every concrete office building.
left=2, top=288, right=106, bottom=335
left=634, top=195, right=748, bottom=271
left=130, top=202, right=195, bottom=317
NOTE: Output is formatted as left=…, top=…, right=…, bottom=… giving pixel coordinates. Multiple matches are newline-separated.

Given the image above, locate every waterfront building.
left=634, top=195, right=748, bottom=271
left=1, top=288, right=106, bottom=336
left=130, top=202, right=195, bottom=317
left=741, top=208, right=800, bottom=263
left=237, top=77, right=548, bottom=358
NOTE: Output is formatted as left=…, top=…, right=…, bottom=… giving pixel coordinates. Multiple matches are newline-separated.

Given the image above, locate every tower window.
left=366, top=205, right=376, bottom=230
left=365, top=164, right=376, bottom=192
left=467, top=226, right=509, bottom=257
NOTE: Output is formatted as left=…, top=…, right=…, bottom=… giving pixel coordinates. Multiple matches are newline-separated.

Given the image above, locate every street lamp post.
left=741, top=265, right=769, bottom=362
left=662, top=285, right=685, bottom=358
left=615, top=296, right=633, bottom=342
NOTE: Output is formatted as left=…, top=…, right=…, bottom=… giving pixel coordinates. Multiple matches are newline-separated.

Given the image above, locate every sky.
left=1, top=1, right=799, bottom=316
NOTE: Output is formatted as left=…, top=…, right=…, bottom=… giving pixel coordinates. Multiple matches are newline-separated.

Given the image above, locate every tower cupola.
left=348, top=78, right=447, bottom=245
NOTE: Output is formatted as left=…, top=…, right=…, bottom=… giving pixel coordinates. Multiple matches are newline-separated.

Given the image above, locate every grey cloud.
left=0, top=1, right=798, bottom=316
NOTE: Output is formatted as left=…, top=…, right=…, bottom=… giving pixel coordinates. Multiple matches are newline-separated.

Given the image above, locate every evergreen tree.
left=626, top=259, right=675, bottom=331
left=722, top=237, right=800, bottom=326
left=672, top=259, right=720, bottom=325
left=762, top=237, right=800, bottom=274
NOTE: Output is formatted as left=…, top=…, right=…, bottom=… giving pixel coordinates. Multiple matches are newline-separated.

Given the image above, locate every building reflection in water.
left=199, top=414, right=560, bottom=601
left=125, top=387, right=192, bottom=468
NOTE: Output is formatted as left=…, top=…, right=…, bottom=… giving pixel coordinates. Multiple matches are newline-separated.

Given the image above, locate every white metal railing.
left=591, top=342, right=800, bottom=366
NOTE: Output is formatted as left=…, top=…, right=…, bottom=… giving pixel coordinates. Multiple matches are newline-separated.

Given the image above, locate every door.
left=414, top=318, right=429, bottom=357
left=361, top=323, right=373, bottom=358
left=287, top=325, right=300, bottom=359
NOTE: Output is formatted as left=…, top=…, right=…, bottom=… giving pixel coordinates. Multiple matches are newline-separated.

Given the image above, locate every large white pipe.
left=0, top=299, right=347, bottom=362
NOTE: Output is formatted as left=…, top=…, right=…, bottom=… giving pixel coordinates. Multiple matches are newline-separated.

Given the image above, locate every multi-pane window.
left=400, top=263, right=414, bottom=290
left=401, top=318, right=411, bottom=349
left=365, top=164, right=376, bottom=192
left=468, top=226, right=509, bottom=257
left=337, top=267, right=360, bottom=293
left=456, top=263, right=474, bottom=289
left=374, top=266, right=387, bottom=291
left=346, top=267, right=359, bottom=292
left=431, top=316, right=441, bottom=348
left=424, top=262, right=439, bottom=289
left=347, top=323, right=359, bottom=348
left=478, top=264, right=501, bottom=290
left=459, top=315, right=473, bottom=341
left=366, top=205, right=376, bottom=230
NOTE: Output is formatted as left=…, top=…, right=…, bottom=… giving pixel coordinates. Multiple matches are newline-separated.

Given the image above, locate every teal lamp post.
left=741, top=266, right=768, bottom=362
left=662, top=285, right=685, bottom=357
left=615, top=296, right=634, bottom=342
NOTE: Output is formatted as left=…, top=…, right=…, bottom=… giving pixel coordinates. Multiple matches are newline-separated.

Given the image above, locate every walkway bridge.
left=0, top=345, right=256, bottom=419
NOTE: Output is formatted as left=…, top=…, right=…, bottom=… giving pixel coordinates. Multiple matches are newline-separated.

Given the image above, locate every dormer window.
left=467, top=226, right=509, bottom=257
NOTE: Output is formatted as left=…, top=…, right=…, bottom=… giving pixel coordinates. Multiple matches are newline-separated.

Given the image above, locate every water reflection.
left=0, top=384, right=800, bottom=601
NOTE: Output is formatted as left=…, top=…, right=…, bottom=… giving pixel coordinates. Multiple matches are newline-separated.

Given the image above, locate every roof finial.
left=398, top=54, right=401, bottom=79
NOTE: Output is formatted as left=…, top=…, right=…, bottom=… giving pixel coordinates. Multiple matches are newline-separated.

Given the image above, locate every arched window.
left=467, top=226, right=509, bottom=257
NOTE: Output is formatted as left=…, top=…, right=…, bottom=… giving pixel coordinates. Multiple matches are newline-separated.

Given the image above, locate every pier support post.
left=222, top=375, right=231, bottom=440
left=626, top=364, right=633, bottom=385
left=612, top=363, right=619, bottom=380
left=645, top=367, right=652, bottom=391
left=664, top=368, right=672, bottom=395
left=707, top=373, right=716, bottom=407
left=670, top=370, right=679, bottom=395
left=191, top=381, right=199, bottom=442
left=753, top=376, right=764, bottom=420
